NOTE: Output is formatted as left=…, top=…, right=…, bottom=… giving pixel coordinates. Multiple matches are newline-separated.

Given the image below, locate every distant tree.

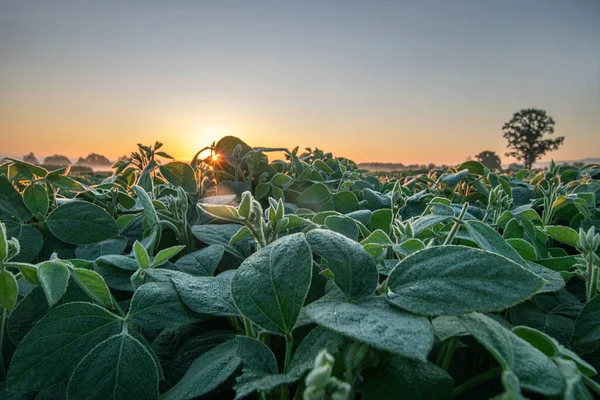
left=23, top=152, right=38, bottom=164
left=475, top=150, right=502, bottom=170
left=76, top=153, right=112, bottom=166
left=507, top=163, right=523, bottom=171
left=502, top=108, right=564, bottom=170
left=427, top=163, right=436, bottom=170
left=43, top=154, right=71, bottom=166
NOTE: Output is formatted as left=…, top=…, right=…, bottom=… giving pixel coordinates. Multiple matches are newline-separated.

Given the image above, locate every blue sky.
left=1, top=0, right=598, bottom=163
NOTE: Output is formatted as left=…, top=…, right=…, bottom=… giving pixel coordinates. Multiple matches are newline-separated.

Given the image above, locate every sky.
left=0, top=0, right=599, bottom=165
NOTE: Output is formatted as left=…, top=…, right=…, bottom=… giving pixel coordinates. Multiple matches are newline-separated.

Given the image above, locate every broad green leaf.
left=72, top=268, right=114, bottom=308
left=297, top=183, right=332, bottom=205
left=4, top=221, right=44, bottom=262
left=458, top=312, right=564, bottom=395
left=441, top=169, right=468, bottom=187
left=270, top=173, right=293, bottom=186
left=360, top=358, right=453, bottom=400
left=506, top=238, right=537, bottom=261
left=159, top=162, right=197, bottom=193
left=510, top=302, right=574, bottom=345
left=231, top=233, right=312, bottom=335
left=255, top=183, right=270, bottom=200
left=387, top=246, right=544, bottom=315
left=133, top=240, right=149, bottom=269
left=287, top=326, right=345, bottom=377
left=234, top=336, right=286, bottom=399
left=0, top=174, right=32, bottom=222
left=67, top=334, right=159, bottom=400
left=464, top=220, right=526, bottom=265
left=7, top=302, right=122, bottom=391
left=191, top=224, right=248, bottom=259
left=370, top=208, right=392, bottom=232
left=74, top=236, right=127, bottom=260
left=134, top=186, right=158, bottom=228
left=432, top=315, right=468, bottom=341
left=457, top=160, right=485, bottom=175
left=23, top=183, right=49, bottom=217
left=333, top=191, right=359, bottom=213
left=46, top=201, right=119, bottom=245
left=5, top=157, right=48, bottom=178
left=513, top=326, right=596, bottom=377
left=174, top=244, right=224, bottom=276
left=306, top=229, right=378, bottom=301
left=128, top=281, right=204, bottom=329
left=0, top=270, right=18, bottom=309
left=37, top=261, right=71, bottom=306
left=152, top=245, right=185, bottom=267
left=545, top=225, right=580, bottom=247
left=324, top=215, right=359, bottom=241
left=162, top=340, right=241, bottom=400
left=305, top=296, right=433, bottom=361
left=574, top=295, right=600, bottom=344
left=45, top=175, right=85, bottom=191
left=172, top=272, right=239, bottom=316
left=362, top=188, right=391, bottom=210
left=198, top=203, right=241, bottom=221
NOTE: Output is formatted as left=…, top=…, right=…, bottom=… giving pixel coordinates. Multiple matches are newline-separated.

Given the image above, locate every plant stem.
left=451, top=367, right=502, bottom=399
left=442, top=337, right=458, bottom=371
left=444, top=202, right=469, bottom=245
left=0, top=307, right=6, bottom=381
left=586, top=252, right=598, bottom=302
left=284, top=335, right=293, bottom=374
left=243, top=317, right=255, bottom=338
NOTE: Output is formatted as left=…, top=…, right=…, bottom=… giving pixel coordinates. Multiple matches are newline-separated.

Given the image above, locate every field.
left=1, top=136, right=600, bottom=399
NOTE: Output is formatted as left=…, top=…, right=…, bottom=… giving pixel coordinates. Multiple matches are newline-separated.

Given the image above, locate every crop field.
left=1, top=136, right=600, bottom=399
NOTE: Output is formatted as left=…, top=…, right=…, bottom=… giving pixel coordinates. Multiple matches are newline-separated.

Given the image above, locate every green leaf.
left=133, top=186, right=158, bottom=228
left=5, top=157, right=48, bottom=178
left=191, top=224, right=248, bottom=259
left=305, top=296, right=433, bottom=361
left=0, top=174, right=32, bottom=222
left=128, top=281, right=204, bottom=329
left=360, top=358, right=453, bottom=400
left=333, top=191, right=359, bottom=213
left=545, top=225, right=580, bottom=247
left=306, top=229, right=379, bottom=301
left=46, top=201, right=119, bottom=245
left=458, top=312, right=564, bottom=396
left=464, top=220, right=526, bottom=265
left=198, top=203, right=242, bottom=221
left=159, top=162, right=197, bottom=193
left=23, top=183, right=49, bottom=217
left=270, top=173, right=293, bottom=186
left=7, top=302, right=122, bottom=391
left=174, top=244, right=224, bottom=276
left=152, top=245, right=185, bottom=267
left=574, top=295, right=600, bottom=344
left=510, top=302, right=574, bottom=345
left=0, top=270, right=18, bottom=309
left=387, top=246, right=544, bottom=316
left=255, top=183, right=270, bottom=200
left=162, top=340, right=241, bottom=400
left=441, top=169, right=468, bottom=187
left=72, top=268, right=114, bottom=308
left=506, top=238, right=537, bottom=261
left=234, top=336, right=284, bottom=398
left=297, top=183, right=332, bottom=205
left=45, top=175, right=85, bottom=191
left=133, top=240, right=149, bottom=269
left=172, top=272, right=239, bottom=317
left=324, top=215, right=359, bottom=241
left=74, top=236, right=127, bottom=260
left=37, top=261, right=71, bottom=307
left=231, top=233, right=312, bottom=335
left=67, top=333, right=159, bottom=400
left=4, top=221, right=44, bottom=262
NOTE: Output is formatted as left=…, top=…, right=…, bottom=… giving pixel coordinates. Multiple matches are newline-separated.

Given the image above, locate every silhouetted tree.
left=43, top=154, right=71, bottom=166
left=76, top=153, right=112, bottom=167
left=502, top=108, right=564, bottom=170
left=23, top=152, right=38, bottom=164
left=475, top=150, right=502, bottom=170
